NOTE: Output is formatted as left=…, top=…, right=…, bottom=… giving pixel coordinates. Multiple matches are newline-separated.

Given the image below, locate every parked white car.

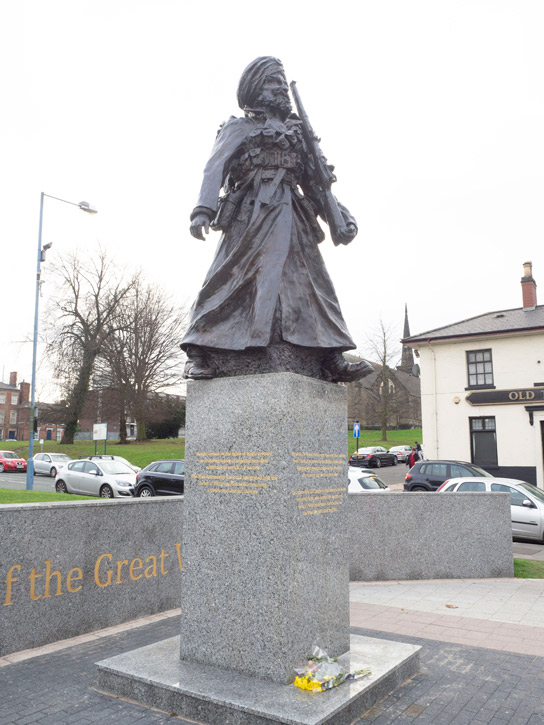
left=55, top=459, right=136, bottom=498
left=437, top=477, right=544, bottom=541
left=33, top=452, right=72, bottom=477
left=388, top=445, right=412, bottom=462
left=348, top=467, right=390, bottom=493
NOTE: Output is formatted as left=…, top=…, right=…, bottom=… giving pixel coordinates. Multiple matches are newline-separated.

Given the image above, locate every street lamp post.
left=26, top=192, right=97, bottom=490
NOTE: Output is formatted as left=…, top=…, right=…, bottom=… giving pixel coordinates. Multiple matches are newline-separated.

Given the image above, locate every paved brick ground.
left=353, top=627, right=544, bottom=724
left=2, top=614, right=544, bottom=723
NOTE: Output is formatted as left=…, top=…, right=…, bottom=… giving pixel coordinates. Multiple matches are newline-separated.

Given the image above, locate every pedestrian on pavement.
left=406, top=448, right=418, bottom=468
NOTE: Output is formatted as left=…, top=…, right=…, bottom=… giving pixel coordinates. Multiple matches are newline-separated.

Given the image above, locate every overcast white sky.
left=2, top=0, right=544, bottom=397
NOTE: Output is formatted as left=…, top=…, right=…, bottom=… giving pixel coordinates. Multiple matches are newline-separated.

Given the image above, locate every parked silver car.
left=87, top=454, right=141, bottom=473
left=55, top=459, right=136, bottom=498
left=33, top=452, right=72, bottom=477
left=437, top=477, right=544, bottom=541
left=388, top=445, right=412, bottom=462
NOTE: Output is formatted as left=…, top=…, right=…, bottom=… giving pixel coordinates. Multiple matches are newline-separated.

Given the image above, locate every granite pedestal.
left=180, top=373, right=349, bottom=684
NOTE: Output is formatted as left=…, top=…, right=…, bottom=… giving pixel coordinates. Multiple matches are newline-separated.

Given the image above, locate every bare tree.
left=99, top=279, right=188, bottom=441
left=47, top=250, right=136, bottom=444
left=364, top=320, right=401, bottom=441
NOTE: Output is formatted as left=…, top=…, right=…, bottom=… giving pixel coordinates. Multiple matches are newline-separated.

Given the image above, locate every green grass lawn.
left=348, top=429, right=422, bottom=457
left=513, top=558, right=544, bottom=579
left=0, top=488, right=90, bottom=504
left=2, top=439, right=185, bottom=470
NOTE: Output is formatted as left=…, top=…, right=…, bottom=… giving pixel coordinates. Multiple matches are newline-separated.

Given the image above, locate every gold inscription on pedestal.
left=193, top=451, right=275, bottom=495
left=290, top=452, right=345, bottom=516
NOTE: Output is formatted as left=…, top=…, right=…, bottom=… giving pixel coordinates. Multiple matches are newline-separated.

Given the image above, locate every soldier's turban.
left=237, top=56, right=285, bottom=110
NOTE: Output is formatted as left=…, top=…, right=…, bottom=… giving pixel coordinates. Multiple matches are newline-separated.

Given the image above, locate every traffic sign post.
left=353, top=420, right=360, bottom=456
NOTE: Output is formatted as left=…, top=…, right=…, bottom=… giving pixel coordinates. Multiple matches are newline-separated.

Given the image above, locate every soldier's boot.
left=183, top=345, right=216, bottom=380
left=322, top=351, right=374, bottom=383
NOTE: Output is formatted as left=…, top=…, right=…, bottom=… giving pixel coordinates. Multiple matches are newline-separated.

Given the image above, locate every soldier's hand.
left=336, top=223, right=358, bottom=245
left=190, top=215, right=211, bottom=241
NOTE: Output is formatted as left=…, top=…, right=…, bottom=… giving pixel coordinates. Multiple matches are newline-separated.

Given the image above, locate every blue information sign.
left=353, top=422, right=360, bottom=438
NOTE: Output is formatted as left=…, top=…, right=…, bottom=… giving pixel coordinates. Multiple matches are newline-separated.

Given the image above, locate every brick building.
left=77, top=387, right=185, bottom=440
left=0, top=372, right=65, bottom=442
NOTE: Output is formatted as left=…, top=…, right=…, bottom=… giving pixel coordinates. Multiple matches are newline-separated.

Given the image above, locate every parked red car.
left=0, top=451, right=27, bottom=472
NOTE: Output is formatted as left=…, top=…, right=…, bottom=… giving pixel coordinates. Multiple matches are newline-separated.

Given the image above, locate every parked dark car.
left=404, top=460, right=492, bottom=491
left=134, top=459, right=185, bottom=497
left=349, top=446, right=397, bottom=468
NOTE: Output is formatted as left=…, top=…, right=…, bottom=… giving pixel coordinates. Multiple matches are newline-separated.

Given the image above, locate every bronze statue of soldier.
left=181, top=56, right=372, bottom=383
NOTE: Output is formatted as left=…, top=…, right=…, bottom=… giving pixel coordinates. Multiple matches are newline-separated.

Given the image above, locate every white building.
left=404, top=262, right=544, bottom=489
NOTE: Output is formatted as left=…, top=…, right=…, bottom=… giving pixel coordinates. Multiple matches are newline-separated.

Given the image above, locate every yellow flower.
left=294, top=675, right=322, bottom=691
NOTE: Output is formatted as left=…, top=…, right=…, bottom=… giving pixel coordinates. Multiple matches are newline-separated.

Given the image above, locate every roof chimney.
left=9, top=371, right=17, bottom=387
left=521, top=261, right=537, bottom=310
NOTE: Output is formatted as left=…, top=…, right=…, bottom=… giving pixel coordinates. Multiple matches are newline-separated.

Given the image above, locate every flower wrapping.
left=293, top=646, right=371, bottom=693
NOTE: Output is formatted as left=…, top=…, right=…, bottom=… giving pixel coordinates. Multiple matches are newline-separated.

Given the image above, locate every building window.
left=0, top=393, right=5, bottom=404
left=470, top=417, right=497, bottom=468
left=0, top=411, right=4, bottom=424
left=11, top=394, right=18, bottom=405
left=466, top=349, right=494, bottom=389
left=9, top=411, right=17, bottom=425
left=379, top=380, right=395, bottom=396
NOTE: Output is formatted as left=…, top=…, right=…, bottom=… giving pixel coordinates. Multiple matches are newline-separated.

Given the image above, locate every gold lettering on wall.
left=129, top=558, right=144, bottom=581
left=28, top=568, right=42, bottom=600
left=1, top=544, right=183, bottom=607
left=175, top=543, right=183, bottom=571
left=66, top=567, right=83, bottom=593
left=94, top=553, right=113, bottom=587
left=43, top=560, right=63, bottom=598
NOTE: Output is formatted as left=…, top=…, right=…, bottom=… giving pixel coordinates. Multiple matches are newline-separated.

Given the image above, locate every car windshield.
left=470, top=465, right=493, bottom=476
left=1, top=452, right=18, bottom=459
left=356, top=448, right=374, bottom=454
left=51, top=454, right=71, bottom=461
left=360, top=475, right=387, bottom=489
left=517, top=482, right=544, bottom=503
left=99, top=461, right=134, bottom=475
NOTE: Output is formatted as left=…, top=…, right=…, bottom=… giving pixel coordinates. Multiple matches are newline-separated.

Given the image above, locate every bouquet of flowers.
left=293, top=645, right=371, bottom=693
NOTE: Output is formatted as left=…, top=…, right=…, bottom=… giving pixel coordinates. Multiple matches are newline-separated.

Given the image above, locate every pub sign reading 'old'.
left=466, top=387, right=544, bottom=405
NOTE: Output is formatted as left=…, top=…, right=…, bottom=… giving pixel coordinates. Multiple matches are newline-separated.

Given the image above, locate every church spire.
left=398, top=303, right=415, bottom=372
left=403, top=303, right=410, bottom=339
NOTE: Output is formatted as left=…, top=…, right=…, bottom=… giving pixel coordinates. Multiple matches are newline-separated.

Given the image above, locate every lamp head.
left=78, top=201, right=98, bottom=214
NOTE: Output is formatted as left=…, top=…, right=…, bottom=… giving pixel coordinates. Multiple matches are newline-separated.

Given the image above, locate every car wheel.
left=50, top=467, right=57, bottom=478
left=0, top=464, right=4, bottom=473
left=375, top=458, right=381, bottom=468
left=411, top=485, right=427, bottom=491
left=138, top=485, right=155, bottom=498
left=392, top=457, right=397, bottom=466
left=56, top=480, right=68, bottom=494
left=100, top=485, right=114, bottom=498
